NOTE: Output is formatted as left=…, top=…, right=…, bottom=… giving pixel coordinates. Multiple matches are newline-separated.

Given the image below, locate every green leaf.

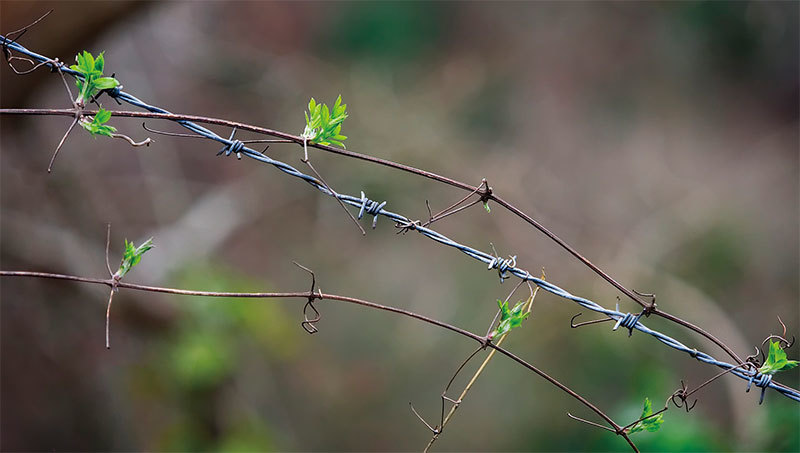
left=94, top=52, right=105, bottom=72
left=628, top=398, right=664, bottom=434
left=80, top=109, right=117, bottom=137
left=301, top=95, right=349, bottom=148
left=75, top=52, right=86, bottom=70
left=94, top=108, right=112, bottom=124
left=759, top=340, right=799, bottom=375
left=483, top=201, right=491, bottom=213
left=94, top=77, right=119, bottom=90
left=491, top=299, right=529, bottom=338
left=84, top=51, right=95, bottom=73
left=116, top=237, right=154, bottom=278
left=96, top=125, right=116, bottom=137
left=70, top=50, right=118, bottom=103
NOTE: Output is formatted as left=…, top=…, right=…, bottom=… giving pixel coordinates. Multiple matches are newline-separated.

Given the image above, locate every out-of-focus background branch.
left=1, top=2, right=797, bottom=451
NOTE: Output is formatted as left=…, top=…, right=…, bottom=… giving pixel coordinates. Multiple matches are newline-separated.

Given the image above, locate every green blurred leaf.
left=171, top=330, right=234, bottom=389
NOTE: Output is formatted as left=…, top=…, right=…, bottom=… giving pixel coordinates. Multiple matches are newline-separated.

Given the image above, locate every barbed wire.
left=0, top=31, right=747, bottom=369
left=1, top=34, right=798, bottom=405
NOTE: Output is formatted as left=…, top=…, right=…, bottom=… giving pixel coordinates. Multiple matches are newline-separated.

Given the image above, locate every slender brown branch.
left=0, top=269, right=635, bottom=451
left=486, top=343, right=638, bottom=452
left=301, top=152, right=366, bottom=236
left=47, top=117, right=78, bottom=173
left=0, top=107, right=744, bottom=365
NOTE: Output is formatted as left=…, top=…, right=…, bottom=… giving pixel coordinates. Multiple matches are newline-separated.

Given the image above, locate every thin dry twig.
left=301, top=137, right=366, bottom=235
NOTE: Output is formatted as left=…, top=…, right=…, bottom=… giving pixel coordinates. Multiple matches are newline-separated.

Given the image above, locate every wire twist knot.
left=488, top=255, right=516, bottom=283
left=217, top=128, right=245, bottom=159
left=105, top=86, right=121, bottom=99
left=394, top=218, right=420, bottom=234
left=358, top=191, right=387, bottom=229
left=746, top=372, right=773, bottom=405
left=218, top=139, right=244, bottom=159
left=613, top=311, right=642, bottom=337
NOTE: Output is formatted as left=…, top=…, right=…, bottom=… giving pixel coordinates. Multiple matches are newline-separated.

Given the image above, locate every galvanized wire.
left=3, top=36, right=798, bottom=403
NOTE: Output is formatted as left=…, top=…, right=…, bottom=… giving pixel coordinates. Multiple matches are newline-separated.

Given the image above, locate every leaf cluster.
left=301, top=95, right=348, bottom=148
left=116, top=238, right=154, bottom=279
left=491, top=299, right=529, bottom=338
left=69, top=51, right=120, bottom=104
left=759, top=340, right=799, bottom=375
left=81, top=108, right=117, bottom=137
left=627, top=398, right=664, bottom=435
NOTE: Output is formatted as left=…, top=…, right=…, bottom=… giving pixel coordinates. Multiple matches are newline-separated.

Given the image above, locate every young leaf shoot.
left=301, top=95, right=348, bottom=148
left=69, top=50, right=120, bottom=105
left=80, top=108, right=117, bottom=137
left=116, top=237, right=154, bottom=279
left=490, top=299, right=530, bottom=339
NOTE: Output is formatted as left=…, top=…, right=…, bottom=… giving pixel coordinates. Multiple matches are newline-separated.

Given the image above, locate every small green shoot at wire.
left=302, top=95, right=348, bottom=148
left=69, top=50, right=120, bottom=105
left=116, top=238, right=154, bottom=279
left=491, top=299, right=529, bottom=338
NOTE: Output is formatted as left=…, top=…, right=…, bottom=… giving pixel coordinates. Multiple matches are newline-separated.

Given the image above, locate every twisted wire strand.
left=3, top=36, right=798, bottom=403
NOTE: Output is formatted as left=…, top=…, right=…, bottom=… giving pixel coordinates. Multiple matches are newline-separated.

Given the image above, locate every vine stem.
left=0, top=269, right=635, bottom=451
left=0, top=107, right=743, bottom=366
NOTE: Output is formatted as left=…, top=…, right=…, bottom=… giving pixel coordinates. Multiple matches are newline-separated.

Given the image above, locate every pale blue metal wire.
left=3, top=36, right=798, bottom=404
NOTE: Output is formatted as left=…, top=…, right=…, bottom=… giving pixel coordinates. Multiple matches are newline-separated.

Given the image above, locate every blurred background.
left=1, top=2, right=798, bottom=451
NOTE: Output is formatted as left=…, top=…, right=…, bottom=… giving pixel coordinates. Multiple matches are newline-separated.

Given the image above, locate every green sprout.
left=490, top=299, right=529, bottom=339
left=483, top=201, right=491, bottom=213
left=69, top=50, right=120, bottom=105
left=301, top=95, right=348, bottom=148
left=759, top=340, right=798, bottom=375
left=80, top=108, right=117, bottom=137
left=116, top=237, right=154, bottom=279
left=627, top=398, right=664, bottom=435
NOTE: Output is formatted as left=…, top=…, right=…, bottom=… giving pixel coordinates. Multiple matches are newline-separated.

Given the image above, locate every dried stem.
left=47, top=117, right=78, bottom=173
left=300, top=142, right=366, bottom=235
left=426, top=276, right=540, bottom=451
